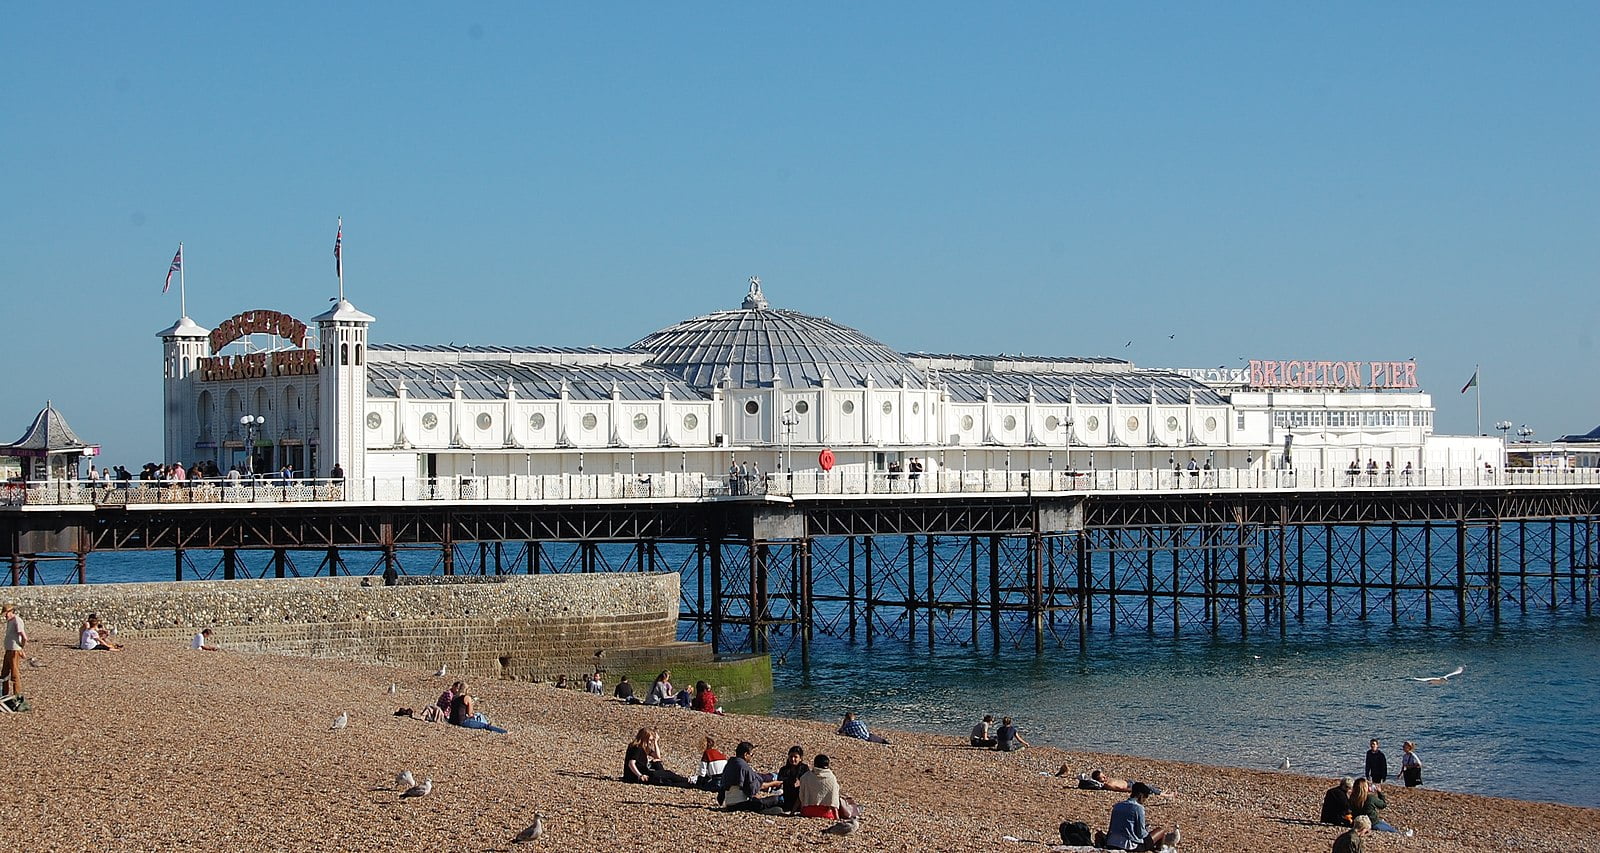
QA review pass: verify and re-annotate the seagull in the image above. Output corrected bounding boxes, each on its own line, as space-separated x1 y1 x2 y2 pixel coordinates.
1277 757 1291 771
822 818 859 836
1168 334 1176 339
395 770 416 790
1412 665 1464 684
1168 825 1182 846
330 711 349 730
387 682 398 696
433 664 448 678
1124 341 1133 348
400 777 433 798
26 657 44 669
513 814 545 843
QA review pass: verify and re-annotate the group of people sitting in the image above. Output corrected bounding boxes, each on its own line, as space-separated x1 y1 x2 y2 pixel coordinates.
969 714 1031 751
78 614 123 651
419 680 508 733
623 670 721 713
1320 776 1397 835
622 729 851 820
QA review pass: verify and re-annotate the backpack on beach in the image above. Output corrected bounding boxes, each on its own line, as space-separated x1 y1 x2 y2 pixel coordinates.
1059 820 1093 845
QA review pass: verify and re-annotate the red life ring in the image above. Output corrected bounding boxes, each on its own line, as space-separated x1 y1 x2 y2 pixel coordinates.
818 448 836 471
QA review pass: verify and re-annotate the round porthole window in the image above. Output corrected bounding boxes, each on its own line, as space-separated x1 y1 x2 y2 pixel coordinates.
581 413 598 431
1086 415 1100 432
421 412 438 431
1003 415 1017 431
841 400 856 414
1166 416 1179 432
1205 416 1218 431
961 415 974 431
1045 415 1060 431
1126 416 1140 431
745 400 760 415
881 400 893 414
911 401 920 414
530 413 546 430
366 412 382 430
683 413 699 430
633 413 649 430
794 400 809 415
476 413 493 430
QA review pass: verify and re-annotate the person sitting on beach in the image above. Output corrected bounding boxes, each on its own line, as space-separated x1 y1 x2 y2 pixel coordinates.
1347 778 1396 833
839 712 890 744
623 727 690 787
696 735 729 790
1333 814 1373 853
614 675 636 703
797 753 841 819
553 674 568 689
994 716 1030 751
78 616 121 651
776 745 810 813
646 670 675 706
448 683 508 734
970 715 997 748
691 680 719 714
1101 782 1174 851
718 741 782 811
1320 777 1354 826
190 627 219 651
585 672 604 695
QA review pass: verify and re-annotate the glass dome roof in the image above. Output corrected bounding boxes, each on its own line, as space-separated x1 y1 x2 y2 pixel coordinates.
631 278 925 390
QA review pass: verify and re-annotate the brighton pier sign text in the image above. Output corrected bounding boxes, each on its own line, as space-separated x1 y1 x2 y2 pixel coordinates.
1248 359 1417 390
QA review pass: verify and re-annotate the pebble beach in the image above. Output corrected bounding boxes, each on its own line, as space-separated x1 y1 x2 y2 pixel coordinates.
5 627 1598 853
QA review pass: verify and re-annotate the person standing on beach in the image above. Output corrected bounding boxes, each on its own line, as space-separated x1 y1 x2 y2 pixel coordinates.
2 603 26 697
1400 741 1422 787
1364 739 1389 784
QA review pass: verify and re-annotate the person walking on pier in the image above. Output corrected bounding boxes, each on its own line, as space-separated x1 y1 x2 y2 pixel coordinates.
2 603 26 698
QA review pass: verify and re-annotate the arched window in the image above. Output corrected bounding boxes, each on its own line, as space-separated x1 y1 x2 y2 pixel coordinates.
354 344 362 366
340 343 349 366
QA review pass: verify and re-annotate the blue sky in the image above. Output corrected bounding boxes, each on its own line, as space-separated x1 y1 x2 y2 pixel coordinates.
3 3 1596 465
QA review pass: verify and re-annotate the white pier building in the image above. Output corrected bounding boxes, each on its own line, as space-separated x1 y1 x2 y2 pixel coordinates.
158 277 1496 496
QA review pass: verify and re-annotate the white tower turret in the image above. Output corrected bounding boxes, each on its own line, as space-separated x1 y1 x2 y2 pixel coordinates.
313 298 375 487
157 315 211 465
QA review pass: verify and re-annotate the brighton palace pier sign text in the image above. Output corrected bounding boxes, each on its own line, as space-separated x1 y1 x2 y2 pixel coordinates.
1247 359 1417 390
198 309 319 382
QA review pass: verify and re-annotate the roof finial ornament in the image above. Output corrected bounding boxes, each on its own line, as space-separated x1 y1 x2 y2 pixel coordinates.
742 275 769 310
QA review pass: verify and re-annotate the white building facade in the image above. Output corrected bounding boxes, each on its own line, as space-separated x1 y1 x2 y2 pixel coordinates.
160 278 1475 494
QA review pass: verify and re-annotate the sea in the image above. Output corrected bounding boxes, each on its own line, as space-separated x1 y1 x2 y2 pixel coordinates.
54 548 1600 810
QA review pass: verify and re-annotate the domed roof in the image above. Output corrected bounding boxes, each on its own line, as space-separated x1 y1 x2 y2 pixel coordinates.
630 278 924 390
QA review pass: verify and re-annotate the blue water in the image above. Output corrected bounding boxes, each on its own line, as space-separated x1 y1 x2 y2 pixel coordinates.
35 547 1600 809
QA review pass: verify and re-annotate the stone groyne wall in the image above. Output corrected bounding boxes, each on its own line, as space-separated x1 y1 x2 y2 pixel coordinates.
3 573 685 683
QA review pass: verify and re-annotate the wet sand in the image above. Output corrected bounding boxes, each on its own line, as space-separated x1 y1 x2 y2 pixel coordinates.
5 627 1597 852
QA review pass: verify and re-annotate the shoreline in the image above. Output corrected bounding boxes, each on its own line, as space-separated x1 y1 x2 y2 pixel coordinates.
7 626 1598 852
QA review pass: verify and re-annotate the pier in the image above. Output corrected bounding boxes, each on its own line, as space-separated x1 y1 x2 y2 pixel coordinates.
5 471 1598 661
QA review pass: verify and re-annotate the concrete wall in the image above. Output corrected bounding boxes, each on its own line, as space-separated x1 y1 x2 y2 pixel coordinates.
4 573 684 683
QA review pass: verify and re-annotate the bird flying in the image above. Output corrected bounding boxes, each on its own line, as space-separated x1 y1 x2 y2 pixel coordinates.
330 711 349 730
400 777 433 798
513 814 545 843
1412 665 1465 684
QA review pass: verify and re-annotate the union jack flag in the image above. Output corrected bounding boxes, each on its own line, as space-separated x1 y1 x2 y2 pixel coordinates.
163 245 182 293
334 219 342 278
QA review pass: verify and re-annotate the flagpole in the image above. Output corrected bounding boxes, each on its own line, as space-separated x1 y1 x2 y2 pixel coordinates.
336 217 344 303
1475 363 1482 436
179 242 186 319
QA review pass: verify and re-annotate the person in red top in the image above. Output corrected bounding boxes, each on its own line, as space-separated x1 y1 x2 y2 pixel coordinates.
692 680 719 713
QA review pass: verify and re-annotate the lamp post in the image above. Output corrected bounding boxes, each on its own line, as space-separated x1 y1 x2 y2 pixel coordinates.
780 408 799 475
239 414 265 475
1516 424 1534 442
1495 420 1513 443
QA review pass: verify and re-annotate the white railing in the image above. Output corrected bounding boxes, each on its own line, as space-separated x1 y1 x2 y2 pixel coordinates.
4 467 1599 508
